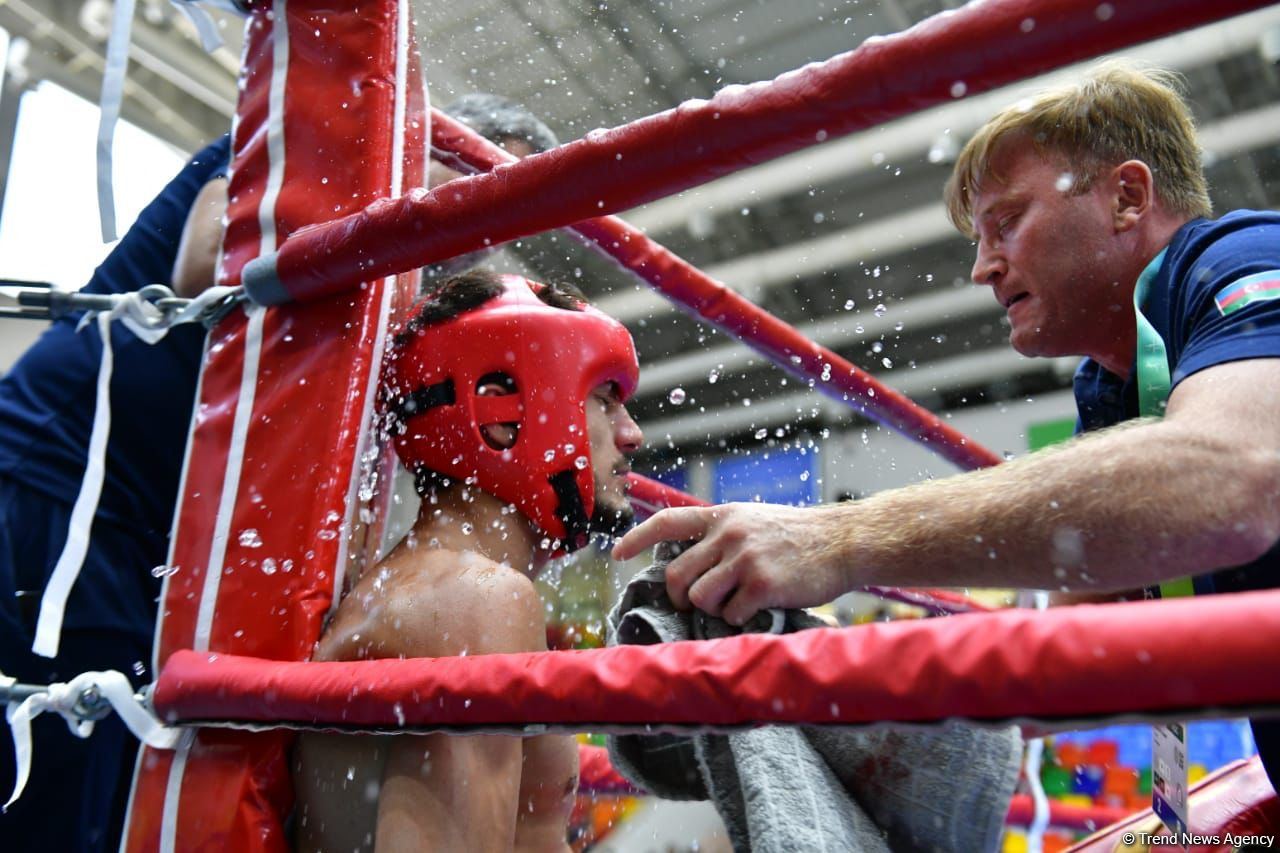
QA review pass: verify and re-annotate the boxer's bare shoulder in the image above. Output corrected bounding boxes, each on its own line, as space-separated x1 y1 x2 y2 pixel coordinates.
294 545 574 852
318 545 544 663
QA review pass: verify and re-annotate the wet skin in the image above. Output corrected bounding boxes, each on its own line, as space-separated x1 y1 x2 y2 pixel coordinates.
968 142 1146 376
293 382 640 853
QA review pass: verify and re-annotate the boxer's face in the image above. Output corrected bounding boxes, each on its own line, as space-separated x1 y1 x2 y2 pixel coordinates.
584 381 642 536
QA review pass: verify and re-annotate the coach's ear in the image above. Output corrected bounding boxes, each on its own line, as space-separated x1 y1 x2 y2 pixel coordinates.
1111 160 1155 233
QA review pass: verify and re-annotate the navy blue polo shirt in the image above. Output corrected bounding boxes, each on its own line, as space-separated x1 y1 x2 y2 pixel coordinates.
0 135 229 554
1073 208 1280 785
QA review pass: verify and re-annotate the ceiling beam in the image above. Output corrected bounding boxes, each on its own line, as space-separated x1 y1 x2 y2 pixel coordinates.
640 349 1077 445
634 285 997 396
621 7 1280 234
601 100 1280 326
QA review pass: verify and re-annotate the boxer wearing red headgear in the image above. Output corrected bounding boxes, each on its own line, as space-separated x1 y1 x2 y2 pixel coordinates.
389 272 640 551
293 271 643 853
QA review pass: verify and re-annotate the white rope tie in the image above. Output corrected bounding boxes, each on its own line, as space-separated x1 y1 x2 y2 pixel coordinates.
3 670 179 811
95 0 137 243
98 1 241 241
168 1 225 53
32 286 240 659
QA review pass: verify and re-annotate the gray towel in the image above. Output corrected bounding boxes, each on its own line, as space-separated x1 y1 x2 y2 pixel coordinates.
606 544 1022 853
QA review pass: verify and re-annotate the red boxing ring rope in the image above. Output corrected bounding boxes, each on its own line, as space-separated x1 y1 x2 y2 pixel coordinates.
624 472 712 517
1004 795 1132 833
240 0 1272 308
153 588 1280 733
430 110 1002 471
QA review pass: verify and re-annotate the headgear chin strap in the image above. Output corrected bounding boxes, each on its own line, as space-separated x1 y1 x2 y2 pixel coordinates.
389 275 639 551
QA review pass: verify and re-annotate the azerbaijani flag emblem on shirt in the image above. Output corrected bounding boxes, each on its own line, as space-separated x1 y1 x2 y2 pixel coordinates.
1214 270 1280 316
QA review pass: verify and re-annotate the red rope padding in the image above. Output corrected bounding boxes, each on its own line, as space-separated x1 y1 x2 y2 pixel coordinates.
431 110 1002 472
243 0 1272 307
625 472 711 518
1005 795 1133 833
1067 757 1280 852
860 584 994 615
577 744 643 796
154 588 1280 732
627 473 991 615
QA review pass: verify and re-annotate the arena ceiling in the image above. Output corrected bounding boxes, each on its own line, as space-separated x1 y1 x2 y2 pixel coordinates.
3 0 1280 473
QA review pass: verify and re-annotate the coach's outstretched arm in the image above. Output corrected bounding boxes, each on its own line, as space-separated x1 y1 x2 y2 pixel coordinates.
613 358 1280 625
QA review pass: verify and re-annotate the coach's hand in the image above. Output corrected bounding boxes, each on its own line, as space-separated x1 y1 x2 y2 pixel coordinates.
611 502 851 625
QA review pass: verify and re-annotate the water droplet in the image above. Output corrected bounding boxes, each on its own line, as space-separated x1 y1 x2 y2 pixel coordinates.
668 387 687 405
238 529 263 548
708 367 720 384
881 357 893 369
346 766 355 781
873 303 887 317
150 564 178 578
754 428 768 439
132 661 146 676
544 449 555 462
871 341 884 353
573 456 589 470
261 558 277 575
460 522 474 535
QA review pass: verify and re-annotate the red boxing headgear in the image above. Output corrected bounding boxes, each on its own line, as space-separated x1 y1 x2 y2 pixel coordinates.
388 275 639 551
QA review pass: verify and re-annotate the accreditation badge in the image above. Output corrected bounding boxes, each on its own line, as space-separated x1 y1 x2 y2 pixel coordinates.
1152 722 1189 841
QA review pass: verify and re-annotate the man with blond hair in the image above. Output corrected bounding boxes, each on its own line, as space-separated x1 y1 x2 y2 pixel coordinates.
612 60 1280 790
